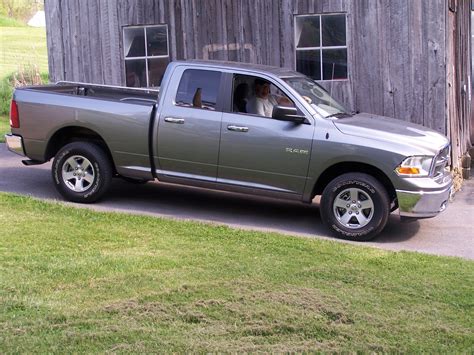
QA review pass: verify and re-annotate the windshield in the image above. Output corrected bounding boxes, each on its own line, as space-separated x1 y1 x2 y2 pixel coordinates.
283 77 350 118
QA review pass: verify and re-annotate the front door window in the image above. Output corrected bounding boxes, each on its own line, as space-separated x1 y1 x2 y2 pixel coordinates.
232 74 295 118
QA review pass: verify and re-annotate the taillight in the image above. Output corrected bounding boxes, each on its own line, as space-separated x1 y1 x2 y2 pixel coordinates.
10 100 19 128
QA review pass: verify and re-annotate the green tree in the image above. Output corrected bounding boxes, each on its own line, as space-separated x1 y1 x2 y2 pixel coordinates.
0 0 43 22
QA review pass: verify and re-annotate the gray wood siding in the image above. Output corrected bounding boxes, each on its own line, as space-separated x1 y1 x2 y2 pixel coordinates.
447 1 472 166
45 0 448 134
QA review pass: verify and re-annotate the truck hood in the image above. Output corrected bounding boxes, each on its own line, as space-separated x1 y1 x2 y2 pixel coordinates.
332 113 449 155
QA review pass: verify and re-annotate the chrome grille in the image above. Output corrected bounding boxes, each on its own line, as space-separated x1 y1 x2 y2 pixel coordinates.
432 144 450 180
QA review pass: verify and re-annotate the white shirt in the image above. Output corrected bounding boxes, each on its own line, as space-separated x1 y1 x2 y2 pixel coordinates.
246 95 278 117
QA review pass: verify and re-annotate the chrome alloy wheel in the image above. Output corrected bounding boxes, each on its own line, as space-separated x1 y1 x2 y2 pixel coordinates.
61 155 95 192
332 188 374 229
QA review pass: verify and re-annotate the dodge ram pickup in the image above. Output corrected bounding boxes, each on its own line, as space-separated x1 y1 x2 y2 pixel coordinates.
5 60 453 241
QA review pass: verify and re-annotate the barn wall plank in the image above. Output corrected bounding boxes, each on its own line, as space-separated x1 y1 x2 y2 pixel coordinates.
76 0 91 83
67 0 80 81
408 0 425 126
446 1 473 166
106 0 122 85
348 0 383 115
422 0 446 133
44 0 64 82
458 1 472 152
388 1 411 121
98 0 113 83
62 2 74 80
86 0 104 84
279 0 295 69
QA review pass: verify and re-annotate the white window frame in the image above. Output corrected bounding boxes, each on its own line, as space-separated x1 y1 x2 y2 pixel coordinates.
294 13 348 82
123 24 169 87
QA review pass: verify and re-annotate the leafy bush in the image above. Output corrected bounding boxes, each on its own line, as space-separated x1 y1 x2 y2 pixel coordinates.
0 65 48 115
0 0 43 23
0 14 24 27
0 77 13 116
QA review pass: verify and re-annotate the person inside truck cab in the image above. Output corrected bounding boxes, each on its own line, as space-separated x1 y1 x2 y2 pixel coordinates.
233 83 249 113
246 79 293 117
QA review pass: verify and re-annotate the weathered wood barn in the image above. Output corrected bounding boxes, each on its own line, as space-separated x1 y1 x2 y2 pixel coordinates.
44 0 473 170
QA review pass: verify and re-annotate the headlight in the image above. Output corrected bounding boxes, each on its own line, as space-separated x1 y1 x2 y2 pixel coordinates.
395 156 433 177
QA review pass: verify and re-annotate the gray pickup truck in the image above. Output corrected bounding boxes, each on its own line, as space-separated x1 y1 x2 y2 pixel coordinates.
5 60 453 241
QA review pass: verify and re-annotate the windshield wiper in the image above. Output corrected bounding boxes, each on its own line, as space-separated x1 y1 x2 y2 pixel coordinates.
325 112 353 119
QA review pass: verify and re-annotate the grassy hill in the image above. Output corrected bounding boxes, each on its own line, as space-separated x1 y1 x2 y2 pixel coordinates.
0 24 48 140
0 26 48 78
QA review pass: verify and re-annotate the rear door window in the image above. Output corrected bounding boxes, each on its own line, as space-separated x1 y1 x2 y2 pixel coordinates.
175 69 222 111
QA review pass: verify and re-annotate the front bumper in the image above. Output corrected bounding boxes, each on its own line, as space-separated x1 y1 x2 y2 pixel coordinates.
5 134 25 156
397 182 454 218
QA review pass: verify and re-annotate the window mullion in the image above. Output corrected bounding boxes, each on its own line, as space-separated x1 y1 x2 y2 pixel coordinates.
125 55 169 60
144 27 149 87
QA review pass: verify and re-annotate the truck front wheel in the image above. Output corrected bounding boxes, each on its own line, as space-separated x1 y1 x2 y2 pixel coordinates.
52 142 113 203
320 173 390 241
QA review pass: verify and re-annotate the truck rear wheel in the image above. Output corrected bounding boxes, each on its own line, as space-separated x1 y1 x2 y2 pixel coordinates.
320 173 390 241
52 142 113 203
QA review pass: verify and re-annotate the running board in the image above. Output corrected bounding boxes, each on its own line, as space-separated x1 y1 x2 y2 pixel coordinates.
22 159 43 166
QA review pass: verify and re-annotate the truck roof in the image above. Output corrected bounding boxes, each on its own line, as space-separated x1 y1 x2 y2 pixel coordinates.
173 60 305 79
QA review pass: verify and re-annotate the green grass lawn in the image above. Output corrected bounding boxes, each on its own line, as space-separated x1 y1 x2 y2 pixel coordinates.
0 26 48 79
0 193 472 352
0 114 8 142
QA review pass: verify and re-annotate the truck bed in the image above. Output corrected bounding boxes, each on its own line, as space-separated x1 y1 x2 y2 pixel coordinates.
12 82 160 180
21 82 159 106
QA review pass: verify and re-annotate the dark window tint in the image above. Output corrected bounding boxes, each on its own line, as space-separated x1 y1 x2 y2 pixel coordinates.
175 70 221 110
322 15 346 47
146 26 168 56
322 48 347 80
125 59 146 87
148 57 169 87
295 16 320 48
296 50 321 80
124 28 145 57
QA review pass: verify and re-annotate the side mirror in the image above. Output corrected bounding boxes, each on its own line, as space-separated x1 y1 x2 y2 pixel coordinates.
272 105 307 124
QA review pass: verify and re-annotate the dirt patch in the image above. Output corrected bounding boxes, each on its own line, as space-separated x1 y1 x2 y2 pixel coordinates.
248 287 354 324
103 299 172 321
105 342 145 353
100 286 354 350
193 299 224 308
103 298 209 324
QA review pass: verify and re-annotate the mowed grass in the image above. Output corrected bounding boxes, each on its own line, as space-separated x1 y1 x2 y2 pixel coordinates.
0 26 48 78
0 115 8 142
0 193 473 352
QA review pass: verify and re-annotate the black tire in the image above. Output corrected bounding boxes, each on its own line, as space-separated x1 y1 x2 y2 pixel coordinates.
52 142 113 203
320 173 390 241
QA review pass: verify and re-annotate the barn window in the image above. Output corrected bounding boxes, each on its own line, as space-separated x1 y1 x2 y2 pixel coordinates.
123 25 169 87
295 14 347 81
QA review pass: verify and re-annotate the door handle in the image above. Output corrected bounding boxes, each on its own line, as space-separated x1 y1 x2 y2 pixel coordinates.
227 125 249 132
164 117 185 124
